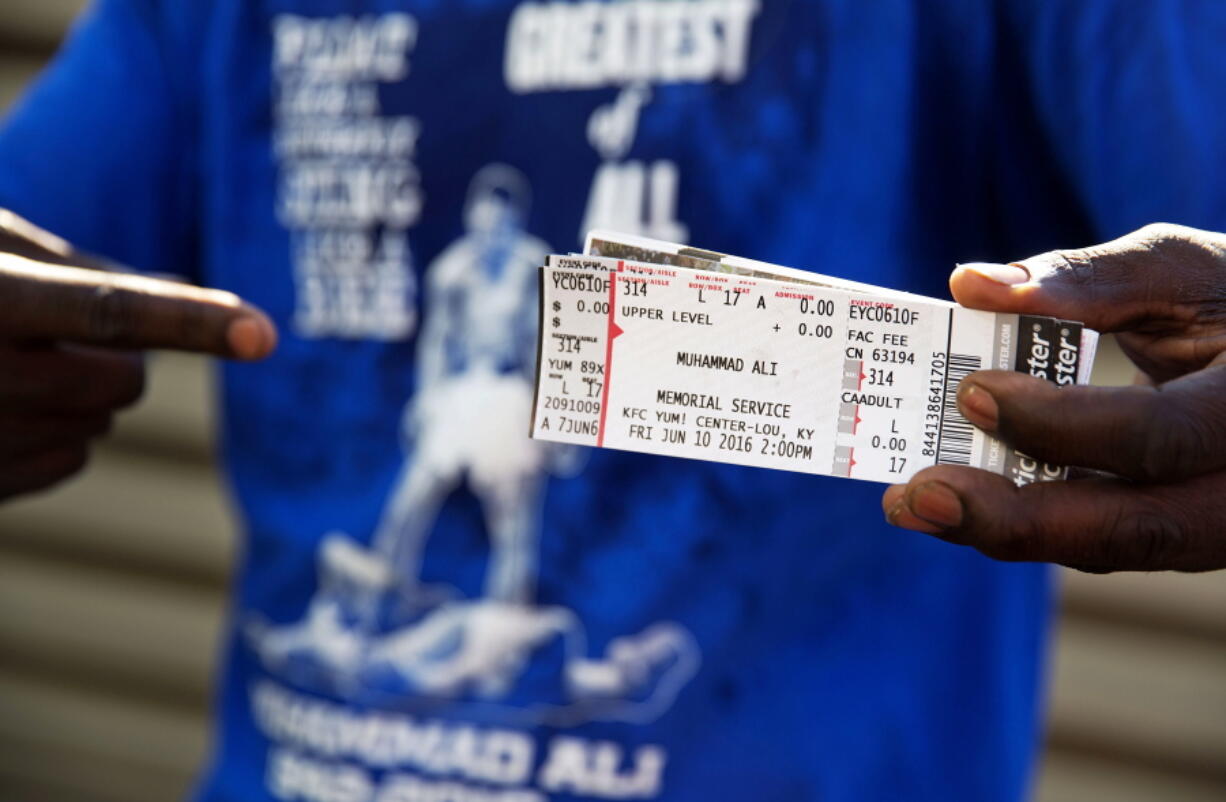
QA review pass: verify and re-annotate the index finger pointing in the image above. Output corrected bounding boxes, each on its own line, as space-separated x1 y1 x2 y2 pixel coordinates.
0 254 277 360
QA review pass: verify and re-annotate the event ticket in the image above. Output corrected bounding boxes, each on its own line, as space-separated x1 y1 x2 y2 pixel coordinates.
530 233 1099 485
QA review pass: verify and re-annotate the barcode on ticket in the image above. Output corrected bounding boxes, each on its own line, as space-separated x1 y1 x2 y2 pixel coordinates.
936 354 982 467
531 237 1099 486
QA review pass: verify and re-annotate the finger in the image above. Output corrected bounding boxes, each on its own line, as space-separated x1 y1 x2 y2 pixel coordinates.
950 223 1226 332
0 444 90 501
0 209 78 265
956 366 1226 482
0 253 277 359
883 465 1226 572
0 413 112 457
0 345 146 413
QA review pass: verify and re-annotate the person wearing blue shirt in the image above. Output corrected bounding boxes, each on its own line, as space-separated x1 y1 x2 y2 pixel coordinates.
1 2 1224 801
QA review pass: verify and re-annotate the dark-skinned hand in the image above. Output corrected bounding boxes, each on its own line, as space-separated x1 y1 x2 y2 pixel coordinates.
0 210 277 500
883 223 1226 572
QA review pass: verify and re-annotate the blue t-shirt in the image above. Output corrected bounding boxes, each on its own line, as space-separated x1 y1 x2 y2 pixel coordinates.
4 2 1223 800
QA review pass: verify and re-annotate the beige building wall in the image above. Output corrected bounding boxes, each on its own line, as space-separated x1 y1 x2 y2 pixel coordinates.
0 4 1224 800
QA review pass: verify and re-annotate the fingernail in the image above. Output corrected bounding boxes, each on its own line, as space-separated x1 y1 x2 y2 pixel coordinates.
227 315 277 360
907 481 964 528
882 484 906 512
958 383 999 432
958 262 1031 286
886 495 946 534
884 484 945 533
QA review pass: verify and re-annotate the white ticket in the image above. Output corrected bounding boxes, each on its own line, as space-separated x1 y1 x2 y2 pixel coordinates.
531 240 1099 486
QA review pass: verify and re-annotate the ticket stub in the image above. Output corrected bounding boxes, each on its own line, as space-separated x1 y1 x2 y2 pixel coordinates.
531 240 1099 486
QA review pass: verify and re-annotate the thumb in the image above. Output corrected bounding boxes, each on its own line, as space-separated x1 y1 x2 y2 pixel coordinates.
949 223 1226 333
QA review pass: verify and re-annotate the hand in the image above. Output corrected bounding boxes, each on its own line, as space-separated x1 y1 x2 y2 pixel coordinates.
882 223 1226 572
0 212 277 500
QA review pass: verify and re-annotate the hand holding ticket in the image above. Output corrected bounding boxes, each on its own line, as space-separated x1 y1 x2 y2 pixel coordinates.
531 231 1098 486
886 224 1226 572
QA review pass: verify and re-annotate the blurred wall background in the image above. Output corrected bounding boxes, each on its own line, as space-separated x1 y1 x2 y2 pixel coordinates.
0 3 1224 801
